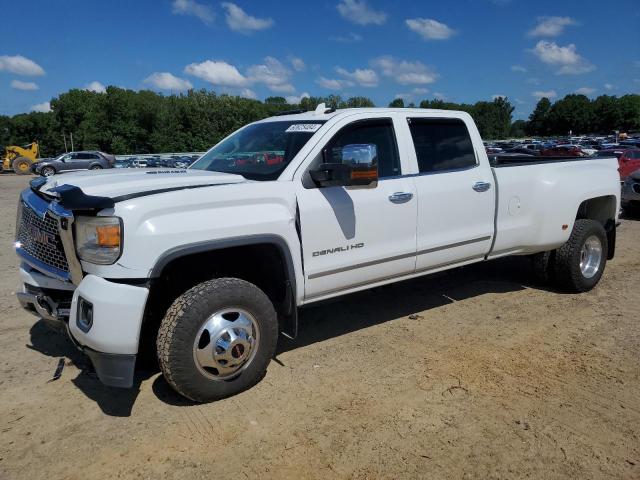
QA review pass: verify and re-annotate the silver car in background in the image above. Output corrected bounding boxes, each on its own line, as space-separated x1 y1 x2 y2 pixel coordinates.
34 151 115 176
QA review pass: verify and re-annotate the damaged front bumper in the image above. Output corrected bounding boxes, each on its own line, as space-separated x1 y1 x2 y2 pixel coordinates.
18 265 148 388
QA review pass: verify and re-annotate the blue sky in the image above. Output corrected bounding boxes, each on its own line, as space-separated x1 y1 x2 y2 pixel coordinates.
1 0 639 119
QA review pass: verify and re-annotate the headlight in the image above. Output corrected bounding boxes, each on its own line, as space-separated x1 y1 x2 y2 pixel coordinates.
75 216 123 264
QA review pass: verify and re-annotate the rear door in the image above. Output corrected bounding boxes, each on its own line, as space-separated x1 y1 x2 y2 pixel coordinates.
295 114 417 299
403 115 495 272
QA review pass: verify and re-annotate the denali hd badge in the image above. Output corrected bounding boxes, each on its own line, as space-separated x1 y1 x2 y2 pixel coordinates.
312 243 364 257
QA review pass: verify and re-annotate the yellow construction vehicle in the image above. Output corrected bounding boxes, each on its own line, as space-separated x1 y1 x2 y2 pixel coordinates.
2 142 40 174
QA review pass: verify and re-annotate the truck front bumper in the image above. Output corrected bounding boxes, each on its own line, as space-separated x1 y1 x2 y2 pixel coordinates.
18 266 149 388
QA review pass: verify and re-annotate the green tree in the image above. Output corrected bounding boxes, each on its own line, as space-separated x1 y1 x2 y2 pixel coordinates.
527 98 552 136
388 98 405 108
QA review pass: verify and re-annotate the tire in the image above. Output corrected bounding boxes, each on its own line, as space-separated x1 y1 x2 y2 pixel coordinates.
157 278 278 402
554 219 607 293
531 250 556 285
12 157 32 175
89 165 102 170
40 166 56 177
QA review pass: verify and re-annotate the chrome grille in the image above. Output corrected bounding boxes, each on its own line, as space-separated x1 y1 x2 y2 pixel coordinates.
16 202 69 272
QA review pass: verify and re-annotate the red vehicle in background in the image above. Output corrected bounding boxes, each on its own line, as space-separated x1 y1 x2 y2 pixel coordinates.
540 145 586 157
597 149 640 179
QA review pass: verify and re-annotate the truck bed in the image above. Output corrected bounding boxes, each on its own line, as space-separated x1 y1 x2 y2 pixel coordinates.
489 155 615 168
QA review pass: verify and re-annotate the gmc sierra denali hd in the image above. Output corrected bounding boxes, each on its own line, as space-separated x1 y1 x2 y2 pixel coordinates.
15 105 621 402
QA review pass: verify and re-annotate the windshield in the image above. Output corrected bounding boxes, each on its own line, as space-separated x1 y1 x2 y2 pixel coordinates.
190 120 325 181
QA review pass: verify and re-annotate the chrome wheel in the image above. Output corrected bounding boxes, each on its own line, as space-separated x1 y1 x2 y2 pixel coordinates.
192 308 259 380
579 235 602 279
42 167 55 177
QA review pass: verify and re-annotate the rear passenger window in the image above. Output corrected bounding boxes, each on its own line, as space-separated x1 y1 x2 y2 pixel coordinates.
408 118 477 173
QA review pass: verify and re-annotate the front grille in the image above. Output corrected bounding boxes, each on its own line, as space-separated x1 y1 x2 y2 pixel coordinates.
16 202 69 273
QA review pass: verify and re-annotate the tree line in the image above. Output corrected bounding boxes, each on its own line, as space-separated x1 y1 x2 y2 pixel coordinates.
526 94 640 137
1 87 638 157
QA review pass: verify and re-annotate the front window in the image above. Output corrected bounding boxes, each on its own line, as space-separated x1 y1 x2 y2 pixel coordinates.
190 120 325 181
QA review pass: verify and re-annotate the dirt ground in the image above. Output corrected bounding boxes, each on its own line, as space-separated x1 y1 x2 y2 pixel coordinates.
0 174 638 479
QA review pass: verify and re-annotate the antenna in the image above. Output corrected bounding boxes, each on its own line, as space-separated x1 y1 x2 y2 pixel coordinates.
314 102 327 115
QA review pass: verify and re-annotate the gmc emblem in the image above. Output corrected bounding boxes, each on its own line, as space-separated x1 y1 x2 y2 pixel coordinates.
27 225 57 247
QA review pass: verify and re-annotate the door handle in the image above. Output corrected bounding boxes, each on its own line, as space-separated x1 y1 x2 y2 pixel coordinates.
388 192 413 203
472 182 491 192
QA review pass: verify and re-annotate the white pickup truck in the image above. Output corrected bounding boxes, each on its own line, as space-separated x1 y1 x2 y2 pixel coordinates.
15 105 621 402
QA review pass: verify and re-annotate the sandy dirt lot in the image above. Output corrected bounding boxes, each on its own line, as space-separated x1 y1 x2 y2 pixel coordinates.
0 174 638 479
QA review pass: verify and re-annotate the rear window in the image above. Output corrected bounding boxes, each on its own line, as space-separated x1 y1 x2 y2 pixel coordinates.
408 118 477 173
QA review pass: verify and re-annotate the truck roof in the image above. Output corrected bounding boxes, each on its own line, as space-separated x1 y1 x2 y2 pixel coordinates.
259 107 469 123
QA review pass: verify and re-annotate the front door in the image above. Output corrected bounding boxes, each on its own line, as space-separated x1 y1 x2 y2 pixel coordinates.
296 117 417 300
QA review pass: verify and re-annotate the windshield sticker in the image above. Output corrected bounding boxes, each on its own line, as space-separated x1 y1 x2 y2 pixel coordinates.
285 124 322 133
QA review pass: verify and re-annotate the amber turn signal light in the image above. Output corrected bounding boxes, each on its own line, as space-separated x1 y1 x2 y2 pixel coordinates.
96 225 121 247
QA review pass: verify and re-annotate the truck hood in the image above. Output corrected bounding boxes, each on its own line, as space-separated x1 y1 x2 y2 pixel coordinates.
37 168 247 200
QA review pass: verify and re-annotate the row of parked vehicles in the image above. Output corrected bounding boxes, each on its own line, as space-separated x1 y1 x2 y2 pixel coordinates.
114 155 201 169
485 138 640 180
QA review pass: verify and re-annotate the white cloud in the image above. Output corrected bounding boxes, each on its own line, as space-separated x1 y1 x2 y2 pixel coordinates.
575 87 595 95
222 2 273 34
329 32 363 43
532 90 557 99
84 81 106 93
185 57 297 93
372 56 439 85
530 40 594 75
290 57 305 72
286 92 310 104
335 67 378 87
10 80 38 91
528 16 578 37
511 64 527 73
0 55 45 76
144 72 192 91
317 77 353 90
171 0 215 25
604 83 614 90
247 57 294 93
336 0 386 25
405 18 456 40
30 101 51 113
395 87 430 102
240 88 257 99
185 60 248 87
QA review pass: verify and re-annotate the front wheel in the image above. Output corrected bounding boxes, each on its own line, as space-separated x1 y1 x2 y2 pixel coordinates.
554 219 607 292
157 278 278 402
89 165 102 170
40 166 56 177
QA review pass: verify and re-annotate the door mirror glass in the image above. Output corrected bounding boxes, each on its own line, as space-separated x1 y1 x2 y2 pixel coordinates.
310 143 378 187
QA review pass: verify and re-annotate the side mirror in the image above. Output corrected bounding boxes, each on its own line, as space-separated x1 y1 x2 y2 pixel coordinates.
310 143 378 187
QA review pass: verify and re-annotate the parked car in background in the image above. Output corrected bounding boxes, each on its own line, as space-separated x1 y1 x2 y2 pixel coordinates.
621 169 640 214
541 145 586 157
503 147 540 156
34 151 115 176
131 158 148 168
597 148 640 178
115 159 132 169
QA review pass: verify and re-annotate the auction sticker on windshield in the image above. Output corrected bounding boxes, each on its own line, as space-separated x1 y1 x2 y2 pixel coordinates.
285 124 322 133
